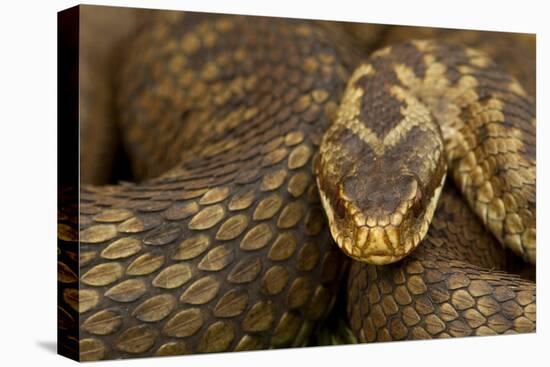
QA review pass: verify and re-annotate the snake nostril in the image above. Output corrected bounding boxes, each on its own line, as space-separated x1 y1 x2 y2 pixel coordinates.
180 109 191 121
411 189 423 218
334 197 346 219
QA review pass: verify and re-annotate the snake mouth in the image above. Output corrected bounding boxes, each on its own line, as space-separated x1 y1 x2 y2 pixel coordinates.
317 183 403 264
317 172 446 265
326 209 418 265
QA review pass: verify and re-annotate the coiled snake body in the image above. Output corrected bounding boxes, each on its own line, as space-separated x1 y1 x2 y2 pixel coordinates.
57 12 536 360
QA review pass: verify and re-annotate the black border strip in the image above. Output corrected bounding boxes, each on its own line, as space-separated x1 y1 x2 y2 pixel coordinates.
57 4 80 361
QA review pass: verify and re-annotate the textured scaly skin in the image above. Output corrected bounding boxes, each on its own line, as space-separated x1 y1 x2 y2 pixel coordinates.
317 40 535 264
347 186 535 341
65 14 360 360
318 40 536 342
56 12 535 360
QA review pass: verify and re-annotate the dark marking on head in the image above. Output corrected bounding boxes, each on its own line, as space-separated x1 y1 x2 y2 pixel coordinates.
354 72 406 138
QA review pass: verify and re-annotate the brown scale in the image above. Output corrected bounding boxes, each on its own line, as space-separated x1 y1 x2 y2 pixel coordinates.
381 27 536 97
327 41 536 342
58 188 81 358
338 23 535 97
69 13 363 361
318 40 535 263
347 184 535 341
58 8 536 360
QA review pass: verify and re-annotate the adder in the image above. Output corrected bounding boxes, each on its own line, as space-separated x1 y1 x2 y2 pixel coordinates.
57 11 536 360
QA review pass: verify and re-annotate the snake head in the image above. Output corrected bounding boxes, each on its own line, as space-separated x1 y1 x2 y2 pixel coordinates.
316 67 447 265
318 157 445 265
318 155 446 264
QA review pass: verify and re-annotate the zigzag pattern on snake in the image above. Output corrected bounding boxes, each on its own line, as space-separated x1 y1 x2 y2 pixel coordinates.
57 11 536 361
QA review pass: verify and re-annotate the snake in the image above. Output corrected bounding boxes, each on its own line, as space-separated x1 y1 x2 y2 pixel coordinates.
57 11 536 361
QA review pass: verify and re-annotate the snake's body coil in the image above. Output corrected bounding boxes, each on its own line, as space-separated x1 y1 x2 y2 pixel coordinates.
57 13 535 361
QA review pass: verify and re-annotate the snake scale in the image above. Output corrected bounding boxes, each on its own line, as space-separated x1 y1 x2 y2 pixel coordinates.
57 10 536 361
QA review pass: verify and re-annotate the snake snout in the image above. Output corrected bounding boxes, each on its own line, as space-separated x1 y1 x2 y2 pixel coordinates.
318 167 444 265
